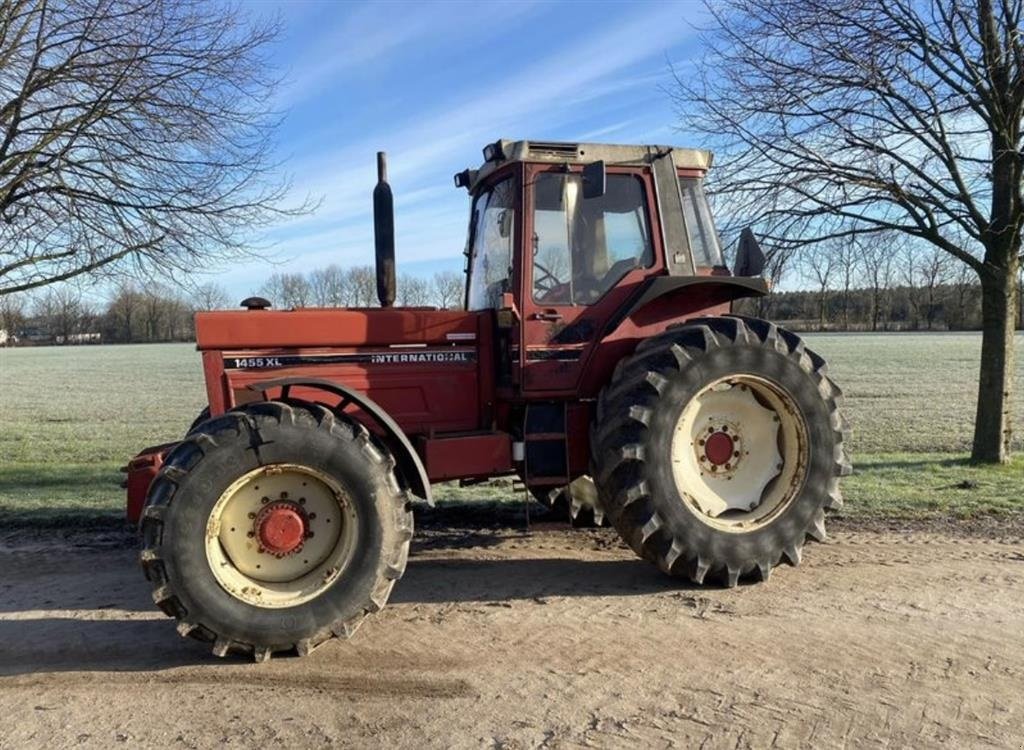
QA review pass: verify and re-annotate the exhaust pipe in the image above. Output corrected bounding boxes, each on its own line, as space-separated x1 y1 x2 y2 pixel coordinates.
373 151 396 308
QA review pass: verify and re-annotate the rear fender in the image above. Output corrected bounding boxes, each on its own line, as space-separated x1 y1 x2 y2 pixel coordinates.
603 276 769 336
246 377 433 506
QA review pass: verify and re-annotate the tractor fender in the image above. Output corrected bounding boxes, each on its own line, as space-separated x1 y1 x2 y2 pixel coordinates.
245 376 433 506
603 275 769 336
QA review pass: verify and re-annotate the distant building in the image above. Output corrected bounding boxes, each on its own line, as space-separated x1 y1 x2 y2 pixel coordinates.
57 332 102 345
18 325 52 344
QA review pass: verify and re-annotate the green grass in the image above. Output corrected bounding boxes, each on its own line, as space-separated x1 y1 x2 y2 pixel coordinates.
0 463 125 528
0 333 1022 527
840 452 1024 518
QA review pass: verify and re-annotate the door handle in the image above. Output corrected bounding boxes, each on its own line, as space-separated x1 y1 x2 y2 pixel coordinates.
530 310 563 322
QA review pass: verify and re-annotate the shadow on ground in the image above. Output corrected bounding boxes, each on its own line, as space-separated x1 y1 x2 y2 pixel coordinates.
0 549 683 678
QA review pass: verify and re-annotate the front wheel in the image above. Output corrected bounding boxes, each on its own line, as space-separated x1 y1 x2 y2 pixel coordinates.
140 400 412 661
591 316 850 586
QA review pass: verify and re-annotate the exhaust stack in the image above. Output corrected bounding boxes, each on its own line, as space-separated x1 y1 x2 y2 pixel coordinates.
373 151 396 308
372 152 395 307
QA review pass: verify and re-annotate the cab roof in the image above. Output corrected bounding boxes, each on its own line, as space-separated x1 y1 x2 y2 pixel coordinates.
463 139 714 191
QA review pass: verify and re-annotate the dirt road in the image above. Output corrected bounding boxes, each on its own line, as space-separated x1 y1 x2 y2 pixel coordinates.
1 519 1022 749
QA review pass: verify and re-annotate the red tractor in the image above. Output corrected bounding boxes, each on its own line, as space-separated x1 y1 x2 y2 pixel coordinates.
126 140 850 661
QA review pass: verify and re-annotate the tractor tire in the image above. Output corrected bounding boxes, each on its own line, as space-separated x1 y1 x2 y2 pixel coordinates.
187 407 210 434
591 315 850 587
139 399 413 661
531 477 606 527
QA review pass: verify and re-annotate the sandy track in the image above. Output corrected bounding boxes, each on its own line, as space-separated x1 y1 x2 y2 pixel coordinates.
1 523 1023 749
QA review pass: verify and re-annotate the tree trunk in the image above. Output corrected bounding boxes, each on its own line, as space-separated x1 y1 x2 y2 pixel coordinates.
972 265 1018 463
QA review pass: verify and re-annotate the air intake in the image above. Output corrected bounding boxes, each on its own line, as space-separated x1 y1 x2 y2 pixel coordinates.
527 141 581 158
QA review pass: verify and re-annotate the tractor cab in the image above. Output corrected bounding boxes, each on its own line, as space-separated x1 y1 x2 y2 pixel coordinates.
455 140 740 394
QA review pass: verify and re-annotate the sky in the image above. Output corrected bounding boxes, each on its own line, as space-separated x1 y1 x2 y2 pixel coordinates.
206 0 711 300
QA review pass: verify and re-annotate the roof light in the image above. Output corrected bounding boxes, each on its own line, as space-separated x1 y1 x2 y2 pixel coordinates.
482 141 505 163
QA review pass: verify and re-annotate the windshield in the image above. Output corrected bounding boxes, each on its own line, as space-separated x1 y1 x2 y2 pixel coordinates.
532 173 652 305
679 176 724 267
466 176 516 311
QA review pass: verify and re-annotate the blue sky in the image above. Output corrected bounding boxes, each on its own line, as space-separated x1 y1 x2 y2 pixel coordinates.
215 0 709 298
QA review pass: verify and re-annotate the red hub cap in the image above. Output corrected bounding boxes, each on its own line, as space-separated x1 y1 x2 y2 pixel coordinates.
704 431 735 466
255 502 307 555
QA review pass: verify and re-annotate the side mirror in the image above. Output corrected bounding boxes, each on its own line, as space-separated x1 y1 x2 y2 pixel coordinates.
582 160 606 200
733 227 766 277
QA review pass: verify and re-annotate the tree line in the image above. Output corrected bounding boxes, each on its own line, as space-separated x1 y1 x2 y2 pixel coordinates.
737 235 1024 332
0 267 466 345
258 266 464 310
0 282 226 345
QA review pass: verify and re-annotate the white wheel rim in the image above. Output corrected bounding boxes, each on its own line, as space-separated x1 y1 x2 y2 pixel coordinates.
670 375 808 533
205 463 358 609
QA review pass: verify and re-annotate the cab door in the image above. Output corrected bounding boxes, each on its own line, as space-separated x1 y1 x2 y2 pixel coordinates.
520 163 661 393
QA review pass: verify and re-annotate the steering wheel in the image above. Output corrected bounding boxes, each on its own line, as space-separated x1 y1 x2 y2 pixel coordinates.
533 260 560 293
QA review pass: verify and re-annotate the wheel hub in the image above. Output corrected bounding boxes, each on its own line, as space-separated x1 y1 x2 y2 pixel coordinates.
671 376 806 530
205 463 358 606
255 502 307 556
697 424 743 473
704 430 734 465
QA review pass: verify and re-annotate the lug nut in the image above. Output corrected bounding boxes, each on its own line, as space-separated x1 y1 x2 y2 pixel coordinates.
308 512 317 520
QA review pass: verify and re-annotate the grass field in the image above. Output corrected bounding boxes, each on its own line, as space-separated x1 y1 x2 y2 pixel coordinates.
1 334 1022 526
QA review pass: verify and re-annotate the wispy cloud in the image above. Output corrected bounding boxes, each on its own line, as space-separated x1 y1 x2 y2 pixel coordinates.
223 1 704 293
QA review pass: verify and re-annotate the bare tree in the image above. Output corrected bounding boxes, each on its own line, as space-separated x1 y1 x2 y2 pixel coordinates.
142 285 173 341
34 285 100 341
309 265 349 307
946 262 981 329
903 245 951 330
859 239 896 332
800 242 837 330
0 290 25 333
104 282 143 342
432 270 464 310
192 282 231 312
347 265 376 307
835 238 859 330
260 272 311 308
0 0 312 297
397 273 431 307
680 0 1023 462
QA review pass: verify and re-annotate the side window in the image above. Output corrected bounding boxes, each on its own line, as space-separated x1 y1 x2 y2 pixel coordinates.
532 173 652 305
466 177 516 311
679 176 724 267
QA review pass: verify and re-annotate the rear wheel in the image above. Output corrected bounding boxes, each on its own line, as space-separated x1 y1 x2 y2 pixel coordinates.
140 400 412 661
591 316 849 586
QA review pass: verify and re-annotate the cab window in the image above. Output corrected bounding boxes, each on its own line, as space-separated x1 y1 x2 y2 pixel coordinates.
532 173 652 305
679 176 724 267
466 176 516 311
